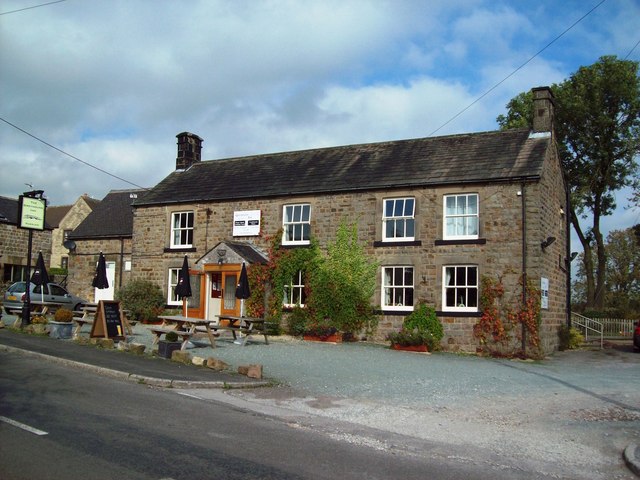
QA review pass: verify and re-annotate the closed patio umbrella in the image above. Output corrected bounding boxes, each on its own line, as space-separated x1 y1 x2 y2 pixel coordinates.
174 255 192 317
235 262 250 317
92 252 109 289
31 251 50 304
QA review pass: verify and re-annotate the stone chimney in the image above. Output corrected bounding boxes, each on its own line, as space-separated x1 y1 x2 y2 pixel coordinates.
531 86 554 134
176 132 203 170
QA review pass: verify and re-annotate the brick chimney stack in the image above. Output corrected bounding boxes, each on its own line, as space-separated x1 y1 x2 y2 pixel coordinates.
176 132 203 170
531 86 555 134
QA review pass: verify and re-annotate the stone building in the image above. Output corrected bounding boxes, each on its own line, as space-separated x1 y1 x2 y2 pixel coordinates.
66 189 144 303
47 194 100 270
0 196 52 285
132 86 569 355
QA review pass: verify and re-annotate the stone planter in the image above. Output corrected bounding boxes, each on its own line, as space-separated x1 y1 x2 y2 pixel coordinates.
158 340 182 359
391 344 428 352
49 321 73 339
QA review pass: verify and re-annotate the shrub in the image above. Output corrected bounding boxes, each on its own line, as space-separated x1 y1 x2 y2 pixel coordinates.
286 306 309 336
116 279 165 322
558 325 584 350
54 308 74 322
165 331 179 342
32 315 48 324
388 303 443 351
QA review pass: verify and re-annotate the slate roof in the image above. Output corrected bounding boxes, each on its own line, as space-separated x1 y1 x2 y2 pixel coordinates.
46 205 72 228
135 128 550 207
69 189 146 239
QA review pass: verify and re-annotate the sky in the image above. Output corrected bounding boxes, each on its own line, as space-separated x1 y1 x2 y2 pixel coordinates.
1 0 639 245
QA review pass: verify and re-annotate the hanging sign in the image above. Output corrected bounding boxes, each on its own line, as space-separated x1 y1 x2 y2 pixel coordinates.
18 195 46 230
233 210 261 236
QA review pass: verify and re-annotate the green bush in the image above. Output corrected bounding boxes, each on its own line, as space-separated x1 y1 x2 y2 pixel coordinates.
388 303 443 350
165 331 179 342
286 306 309 336
558 325 584 350
116 279 165 323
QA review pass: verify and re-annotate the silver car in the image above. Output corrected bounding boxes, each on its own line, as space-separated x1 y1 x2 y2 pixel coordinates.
3 281 86 314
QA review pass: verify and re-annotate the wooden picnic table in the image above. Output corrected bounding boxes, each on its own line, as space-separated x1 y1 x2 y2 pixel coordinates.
153 315 218 350
216 315 269 346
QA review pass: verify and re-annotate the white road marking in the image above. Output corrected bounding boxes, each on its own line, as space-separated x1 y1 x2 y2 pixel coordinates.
0 416 48 436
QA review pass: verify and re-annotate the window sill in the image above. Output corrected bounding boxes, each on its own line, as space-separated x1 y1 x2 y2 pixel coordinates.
436 311 482 317
434 238 486 246
164 247 197 253
281 243 311 249
373 240 422 248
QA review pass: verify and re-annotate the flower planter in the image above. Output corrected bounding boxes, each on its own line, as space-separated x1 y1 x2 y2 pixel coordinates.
303 333 343 343
391 344 428 352
158 340 182 359
49 321 73 339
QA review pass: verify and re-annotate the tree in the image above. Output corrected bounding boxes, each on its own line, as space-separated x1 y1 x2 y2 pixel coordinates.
498 56 640 309
605 228 640 315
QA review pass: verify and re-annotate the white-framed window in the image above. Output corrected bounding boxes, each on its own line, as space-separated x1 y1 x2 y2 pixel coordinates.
168 268 181 305
283 204 311 245
382 266 414 311
442 265 478 312
444 193 478 239
383 197 415 241
170 211 194 248
284 270 306 307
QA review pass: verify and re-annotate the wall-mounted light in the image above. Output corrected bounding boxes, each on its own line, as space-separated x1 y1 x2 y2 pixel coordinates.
541 236 556 250
569 251 579 261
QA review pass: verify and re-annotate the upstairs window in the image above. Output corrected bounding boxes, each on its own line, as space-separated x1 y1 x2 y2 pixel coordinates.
171 211 194 248
283 270 306 307
442 265 478 312
383 198 415 241
382 266 414 311
283 204 311 245
444 194 478 239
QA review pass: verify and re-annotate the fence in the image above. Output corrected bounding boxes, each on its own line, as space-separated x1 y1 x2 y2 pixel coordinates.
593 317 637 337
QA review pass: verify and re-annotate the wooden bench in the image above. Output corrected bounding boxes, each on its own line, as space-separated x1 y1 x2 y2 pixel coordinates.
73 304 98 337
213 317 269 346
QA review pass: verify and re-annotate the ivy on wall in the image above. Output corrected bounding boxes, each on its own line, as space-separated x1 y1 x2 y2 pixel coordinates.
473 273 542 358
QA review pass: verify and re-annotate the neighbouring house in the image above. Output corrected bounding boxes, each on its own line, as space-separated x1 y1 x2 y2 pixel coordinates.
132 86 569 355
66 189 145 303
0 195 52 285
47 194 100 271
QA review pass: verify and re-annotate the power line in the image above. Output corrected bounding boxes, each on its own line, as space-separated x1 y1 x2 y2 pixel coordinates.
624 38 640 60
427 0 607 137
0 117 149 190
0 0 66 16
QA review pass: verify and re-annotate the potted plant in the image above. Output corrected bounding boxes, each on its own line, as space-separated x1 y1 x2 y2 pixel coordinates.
303 319 342 343
49 308 74 339
387 303 443 352
158 330 182 358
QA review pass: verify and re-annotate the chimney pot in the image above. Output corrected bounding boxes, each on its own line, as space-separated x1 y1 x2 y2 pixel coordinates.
531 86 554 134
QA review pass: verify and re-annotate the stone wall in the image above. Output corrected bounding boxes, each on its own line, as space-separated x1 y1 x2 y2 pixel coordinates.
0 222 52 282
50 196 95 269
132 160 568 355
66 238 132 302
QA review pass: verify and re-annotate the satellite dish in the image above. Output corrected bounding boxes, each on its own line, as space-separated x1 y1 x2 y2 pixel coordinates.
63 240 76 251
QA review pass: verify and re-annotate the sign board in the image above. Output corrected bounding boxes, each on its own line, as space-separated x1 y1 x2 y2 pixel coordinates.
90 300 125 340
540 277 549 310
18 195 46 230
232 210 261 236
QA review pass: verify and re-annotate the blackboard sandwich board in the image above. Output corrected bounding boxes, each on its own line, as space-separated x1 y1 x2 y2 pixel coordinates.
90 300 125 340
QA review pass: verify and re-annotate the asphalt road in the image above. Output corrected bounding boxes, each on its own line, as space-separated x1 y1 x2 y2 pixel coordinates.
0 351 549 480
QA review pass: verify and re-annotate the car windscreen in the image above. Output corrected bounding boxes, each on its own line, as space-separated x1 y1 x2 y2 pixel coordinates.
7 282 26 293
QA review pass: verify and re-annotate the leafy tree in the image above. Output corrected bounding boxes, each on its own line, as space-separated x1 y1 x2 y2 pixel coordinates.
498 56 640 309
605 228 640 315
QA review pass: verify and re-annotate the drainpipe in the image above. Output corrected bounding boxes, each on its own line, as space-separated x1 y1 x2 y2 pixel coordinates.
565 175 572 328
119 237 124 289
521 181 527 353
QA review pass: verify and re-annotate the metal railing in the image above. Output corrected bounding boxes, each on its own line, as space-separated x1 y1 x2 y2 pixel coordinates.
595 318 636 337
571 312 603 349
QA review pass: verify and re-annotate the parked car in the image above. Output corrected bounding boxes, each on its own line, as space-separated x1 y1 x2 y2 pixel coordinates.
633 321 640 352
3 281 86 314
